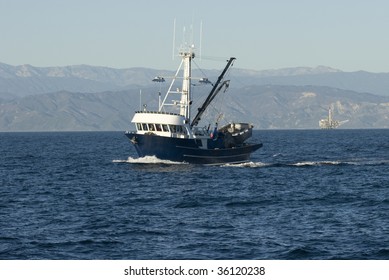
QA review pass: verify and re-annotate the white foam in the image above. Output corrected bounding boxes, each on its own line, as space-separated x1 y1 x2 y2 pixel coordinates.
112 155 185 165
112 159 127 163
272 153 283 157
345 159 389 166
292 161 341 166
223 161 269 168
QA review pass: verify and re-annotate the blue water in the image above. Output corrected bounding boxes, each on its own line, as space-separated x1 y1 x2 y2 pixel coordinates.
1 130 389 260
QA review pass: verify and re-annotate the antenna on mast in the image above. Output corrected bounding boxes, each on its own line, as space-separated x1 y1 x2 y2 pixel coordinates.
199 20 203 61
172 18 176 60
189 23 194 45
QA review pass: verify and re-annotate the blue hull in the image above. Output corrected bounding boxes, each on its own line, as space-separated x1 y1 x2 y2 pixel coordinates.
125 132 262 164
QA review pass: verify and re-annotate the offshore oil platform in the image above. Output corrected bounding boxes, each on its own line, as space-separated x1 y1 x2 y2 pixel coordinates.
319 105 348 129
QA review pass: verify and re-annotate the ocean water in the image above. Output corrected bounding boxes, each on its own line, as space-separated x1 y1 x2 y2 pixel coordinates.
1 129 389 260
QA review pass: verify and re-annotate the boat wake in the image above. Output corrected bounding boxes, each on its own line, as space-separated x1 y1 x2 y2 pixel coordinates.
114 156 389 168
112 156 186 165
222 160 341 168
223 162 270 168
292 161 342 167
222 159 389 168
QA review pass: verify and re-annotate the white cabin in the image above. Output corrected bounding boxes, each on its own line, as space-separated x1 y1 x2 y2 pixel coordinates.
131 111 195 139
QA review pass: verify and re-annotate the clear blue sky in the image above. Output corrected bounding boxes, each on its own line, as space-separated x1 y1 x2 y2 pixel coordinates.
1 0 389 72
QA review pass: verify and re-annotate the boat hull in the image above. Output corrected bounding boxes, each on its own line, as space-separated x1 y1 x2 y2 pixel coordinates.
125 132 262 164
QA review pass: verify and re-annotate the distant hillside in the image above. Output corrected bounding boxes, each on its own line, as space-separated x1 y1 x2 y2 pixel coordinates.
1 61 389 131
1 62 389 101
232 70 389 96
1 85 388 131
232 85 389 129
0 90 139 131
0 62 171 99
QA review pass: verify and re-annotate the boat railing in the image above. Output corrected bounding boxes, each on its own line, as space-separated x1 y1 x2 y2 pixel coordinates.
135 110 182 117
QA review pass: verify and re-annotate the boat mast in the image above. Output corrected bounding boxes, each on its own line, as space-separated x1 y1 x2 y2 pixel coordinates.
191 57 236 127
179 47 194 119
157 45 194 119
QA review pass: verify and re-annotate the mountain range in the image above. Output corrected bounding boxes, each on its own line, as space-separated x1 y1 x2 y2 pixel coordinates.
1 62 389 131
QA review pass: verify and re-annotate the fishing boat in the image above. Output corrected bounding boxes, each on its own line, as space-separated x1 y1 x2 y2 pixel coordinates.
125 44 262 164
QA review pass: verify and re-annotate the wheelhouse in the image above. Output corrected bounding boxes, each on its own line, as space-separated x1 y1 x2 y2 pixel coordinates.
131 111 193 138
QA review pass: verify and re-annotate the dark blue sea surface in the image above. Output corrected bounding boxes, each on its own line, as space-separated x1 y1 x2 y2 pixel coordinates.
1 130 389 260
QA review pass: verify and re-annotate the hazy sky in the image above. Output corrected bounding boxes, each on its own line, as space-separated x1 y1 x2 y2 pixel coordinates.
1 0 389 72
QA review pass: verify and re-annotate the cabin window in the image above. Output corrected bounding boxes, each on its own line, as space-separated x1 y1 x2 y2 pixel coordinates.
169 125 187 134
136 123 143 131
162 124 169 132
149 124 155 131
169 125 177 133
155 124 162 131
177 125 186 133
142 123 148 131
